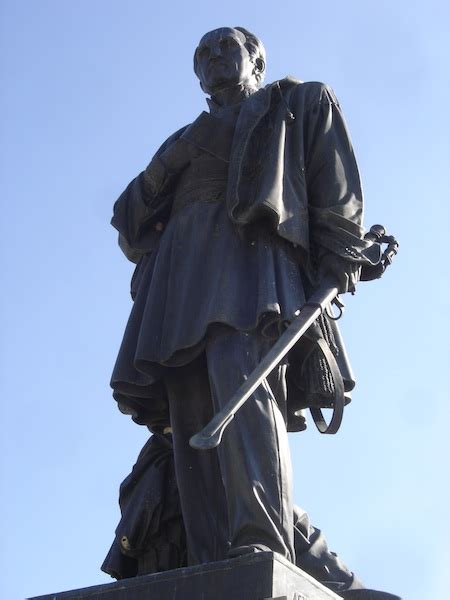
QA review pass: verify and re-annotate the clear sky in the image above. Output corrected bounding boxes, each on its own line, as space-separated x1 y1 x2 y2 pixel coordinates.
1 1 449 599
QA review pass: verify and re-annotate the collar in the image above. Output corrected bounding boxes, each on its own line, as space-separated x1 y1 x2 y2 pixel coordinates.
206 97 243 124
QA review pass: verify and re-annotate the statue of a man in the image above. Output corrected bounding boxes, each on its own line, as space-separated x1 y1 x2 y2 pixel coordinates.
108 27 400 599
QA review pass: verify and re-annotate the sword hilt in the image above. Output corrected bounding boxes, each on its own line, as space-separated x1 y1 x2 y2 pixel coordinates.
360 224 399 281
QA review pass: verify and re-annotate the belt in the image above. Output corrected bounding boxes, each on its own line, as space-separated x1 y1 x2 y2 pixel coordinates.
171 179 227 216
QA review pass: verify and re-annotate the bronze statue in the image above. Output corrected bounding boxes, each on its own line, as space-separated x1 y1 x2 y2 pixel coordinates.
104 27 400 600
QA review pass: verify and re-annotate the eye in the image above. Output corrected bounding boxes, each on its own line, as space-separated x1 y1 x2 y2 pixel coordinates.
220 38 237 50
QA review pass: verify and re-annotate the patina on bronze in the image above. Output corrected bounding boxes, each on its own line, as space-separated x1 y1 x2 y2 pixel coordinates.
106 27 401 600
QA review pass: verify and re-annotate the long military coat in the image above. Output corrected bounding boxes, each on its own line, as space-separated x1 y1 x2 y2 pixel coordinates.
110 78 379 432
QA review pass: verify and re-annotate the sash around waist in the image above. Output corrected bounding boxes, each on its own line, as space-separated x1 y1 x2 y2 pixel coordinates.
171 177 227 215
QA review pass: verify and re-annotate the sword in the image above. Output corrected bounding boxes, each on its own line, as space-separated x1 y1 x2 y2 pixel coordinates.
189 275 340 450
189 225 399 451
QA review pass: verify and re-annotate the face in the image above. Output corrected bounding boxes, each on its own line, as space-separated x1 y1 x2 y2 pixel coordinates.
194 28 259 94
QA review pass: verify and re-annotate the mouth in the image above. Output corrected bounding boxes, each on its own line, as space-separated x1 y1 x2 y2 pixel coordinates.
208 60 227 70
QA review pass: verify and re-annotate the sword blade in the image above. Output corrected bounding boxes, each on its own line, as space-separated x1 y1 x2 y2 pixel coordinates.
189 278 339 450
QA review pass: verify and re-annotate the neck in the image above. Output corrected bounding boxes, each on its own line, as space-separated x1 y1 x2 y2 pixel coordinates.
210 83 258 107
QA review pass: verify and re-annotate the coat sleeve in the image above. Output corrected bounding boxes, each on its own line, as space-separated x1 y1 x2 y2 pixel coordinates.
111 126 188 263
303 84 378 266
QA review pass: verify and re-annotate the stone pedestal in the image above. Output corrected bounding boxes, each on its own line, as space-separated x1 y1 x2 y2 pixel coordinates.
30 552 342 600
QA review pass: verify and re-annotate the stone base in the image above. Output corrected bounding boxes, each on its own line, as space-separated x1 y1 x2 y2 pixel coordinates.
30 552 342 600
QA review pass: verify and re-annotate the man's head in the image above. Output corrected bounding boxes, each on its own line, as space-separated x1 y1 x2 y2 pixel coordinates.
193 27 266 95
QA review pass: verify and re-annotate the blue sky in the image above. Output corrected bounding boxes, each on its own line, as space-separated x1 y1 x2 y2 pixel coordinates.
1 1 449 599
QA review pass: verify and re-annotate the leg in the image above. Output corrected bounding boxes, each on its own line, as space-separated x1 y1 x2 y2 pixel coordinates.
206 329 295 562
293 505 364 591
165 353 230 565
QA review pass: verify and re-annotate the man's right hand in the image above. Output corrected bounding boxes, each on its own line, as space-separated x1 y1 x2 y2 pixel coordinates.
143 138 192 199
159 137 192 173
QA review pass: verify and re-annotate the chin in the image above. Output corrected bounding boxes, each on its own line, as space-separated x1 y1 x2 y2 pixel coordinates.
211 78 241 93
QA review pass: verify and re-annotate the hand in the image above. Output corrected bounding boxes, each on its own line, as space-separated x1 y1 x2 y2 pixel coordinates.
159 137 192 173
143 138 192 197
319 253 361 294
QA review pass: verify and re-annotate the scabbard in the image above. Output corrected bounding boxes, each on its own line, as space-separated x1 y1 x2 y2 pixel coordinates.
189 276 340 450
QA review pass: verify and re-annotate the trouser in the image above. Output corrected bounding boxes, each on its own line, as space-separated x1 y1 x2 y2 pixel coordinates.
102 431 364 592
165 328 295 566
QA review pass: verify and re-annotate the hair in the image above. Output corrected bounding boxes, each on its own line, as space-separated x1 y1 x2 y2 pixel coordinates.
234 27 266 84
193 26 266 86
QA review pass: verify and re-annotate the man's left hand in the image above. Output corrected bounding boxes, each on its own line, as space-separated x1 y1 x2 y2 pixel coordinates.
319 253 361 294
